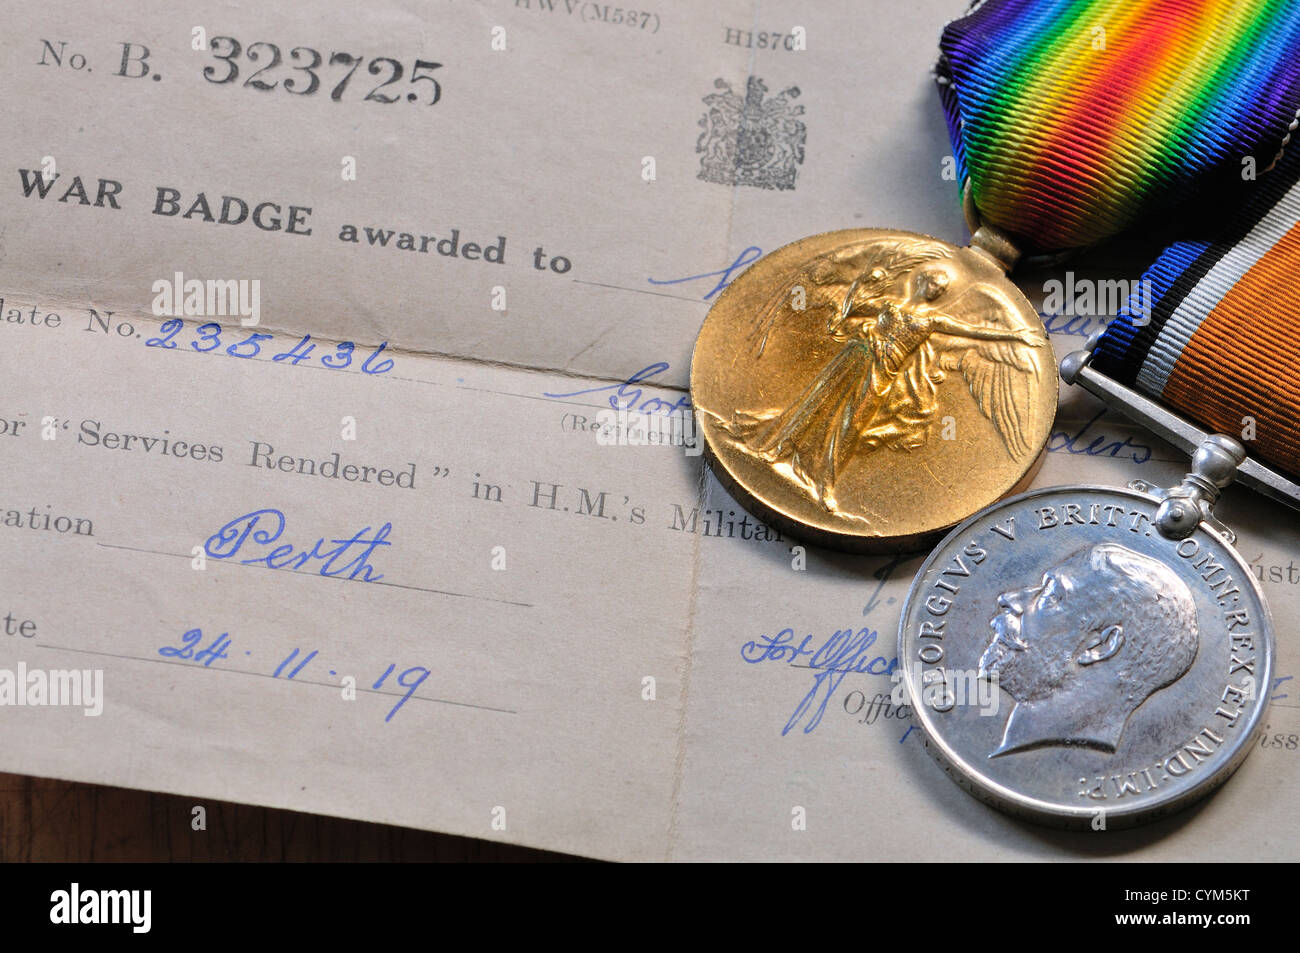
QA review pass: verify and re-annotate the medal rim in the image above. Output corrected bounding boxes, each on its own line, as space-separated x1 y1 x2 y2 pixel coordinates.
896 481 1275 829
689 226 1056 554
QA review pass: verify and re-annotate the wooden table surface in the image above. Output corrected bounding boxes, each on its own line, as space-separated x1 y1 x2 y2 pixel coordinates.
0 773 586 862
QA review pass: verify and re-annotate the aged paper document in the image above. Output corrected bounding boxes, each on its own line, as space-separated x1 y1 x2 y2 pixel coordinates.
2 0 1297 861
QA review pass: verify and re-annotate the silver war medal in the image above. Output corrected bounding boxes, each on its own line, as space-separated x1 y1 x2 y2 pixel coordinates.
897 337 1282 828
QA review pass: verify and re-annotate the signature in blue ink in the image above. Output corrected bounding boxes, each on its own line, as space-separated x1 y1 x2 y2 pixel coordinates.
1272 675 1293 702
741 627 898 736
1041 311 1109 339
1047 409 1152 464
205 508 392 581
647 246 762 300
543 362 691 415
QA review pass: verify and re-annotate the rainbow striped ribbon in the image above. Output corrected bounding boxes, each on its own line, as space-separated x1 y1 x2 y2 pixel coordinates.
938 0 1300 253
1094 142 1300 475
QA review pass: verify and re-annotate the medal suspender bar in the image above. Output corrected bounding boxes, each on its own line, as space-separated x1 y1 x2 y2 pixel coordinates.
895 0 1300 827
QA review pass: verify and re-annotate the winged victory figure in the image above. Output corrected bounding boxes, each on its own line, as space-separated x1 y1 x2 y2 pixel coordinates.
710 239 1047 516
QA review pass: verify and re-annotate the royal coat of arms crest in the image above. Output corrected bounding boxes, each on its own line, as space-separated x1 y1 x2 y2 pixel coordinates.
696 77 806 191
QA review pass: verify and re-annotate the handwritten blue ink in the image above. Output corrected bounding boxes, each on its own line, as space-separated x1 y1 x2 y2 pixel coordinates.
374 663 431 722
1041 311 1108 339
158 628 229 666
155 626 428 722
272 647 318 679
205 508 392 582
647 246 762 300
145 320 395 374
863 555 909 616
899 725 916 744
1272 675 1293 702
543 362 691 415
1047 409 1152 464
741 626 898 736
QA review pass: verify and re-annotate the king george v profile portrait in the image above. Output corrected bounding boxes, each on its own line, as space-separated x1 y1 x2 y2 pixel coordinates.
978 542 1199 758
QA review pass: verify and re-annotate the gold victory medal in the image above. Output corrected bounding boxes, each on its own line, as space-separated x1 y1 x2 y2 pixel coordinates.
690 229 1055 552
